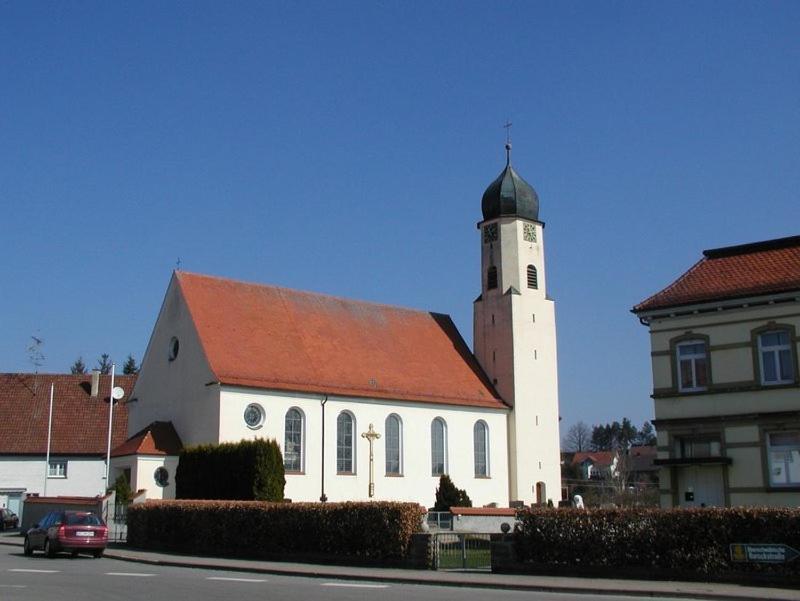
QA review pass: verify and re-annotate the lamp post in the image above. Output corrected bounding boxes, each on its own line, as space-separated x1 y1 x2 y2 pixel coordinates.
104 365 125 492
361 423 381 498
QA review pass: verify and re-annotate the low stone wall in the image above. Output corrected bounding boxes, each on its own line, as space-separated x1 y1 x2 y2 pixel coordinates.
21 494 111 530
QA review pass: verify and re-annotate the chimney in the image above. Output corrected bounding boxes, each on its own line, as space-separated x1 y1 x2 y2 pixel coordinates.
90 369 101 397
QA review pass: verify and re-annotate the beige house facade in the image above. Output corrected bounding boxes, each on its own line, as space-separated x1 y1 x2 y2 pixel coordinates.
634 236 800 508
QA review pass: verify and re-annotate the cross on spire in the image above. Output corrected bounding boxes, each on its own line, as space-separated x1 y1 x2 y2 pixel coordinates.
503 120 513 164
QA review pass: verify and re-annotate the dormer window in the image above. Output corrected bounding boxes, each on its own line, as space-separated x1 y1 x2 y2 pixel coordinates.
676 340 708 392
527 265 538 289
487 266 498 290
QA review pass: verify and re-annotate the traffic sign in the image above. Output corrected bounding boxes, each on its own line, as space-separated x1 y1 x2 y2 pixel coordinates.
730 544 800 563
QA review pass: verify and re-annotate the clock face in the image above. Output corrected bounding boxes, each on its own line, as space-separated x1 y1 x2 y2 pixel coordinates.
244 403 265 429
523 223 536 243
483 224 498 244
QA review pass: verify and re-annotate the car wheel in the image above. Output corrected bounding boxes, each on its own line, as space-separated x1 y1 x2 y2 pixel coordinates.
92 549 104 559
44 539 55 558
23 537 33 556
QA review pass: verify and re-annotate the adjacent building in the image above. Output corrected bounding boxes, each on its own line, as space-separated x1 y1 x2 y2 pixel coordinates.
633 235 800 508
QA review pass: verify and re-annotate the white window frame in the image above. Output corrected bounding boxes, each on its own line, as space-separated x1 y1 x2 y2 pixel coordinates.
676 340 708 392
431 418 448 476
758 330 795 385
473 420 490 477
47 460 67 479
284 407 305 473
767 431 800 487
385 414 403 476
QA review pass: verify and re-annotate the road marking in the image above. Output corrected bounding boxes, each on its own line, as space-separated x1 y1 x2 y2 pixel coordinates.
206 577 267 583
0 584 27 588
105 572 157 577
321 582 389 589
8 568 60 573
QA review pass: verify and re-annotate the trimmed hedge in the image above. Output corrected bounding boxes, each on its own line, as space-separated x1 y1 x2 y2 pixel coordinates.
514 507 800 578
175 438 285 501
127 500 425 560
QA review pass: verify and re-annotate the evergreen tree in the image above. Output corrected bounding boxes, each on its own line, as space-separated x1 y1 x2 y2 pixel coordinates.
433 474 472 511
635 421 657 446
111 473 133 504
122 354 139 375
96 353 112 374
70 356 87 374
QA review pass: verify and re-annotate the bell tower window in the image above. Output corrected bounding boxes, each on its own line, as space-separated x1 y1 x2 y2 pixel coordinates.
527 265 538 289
487 266 498 290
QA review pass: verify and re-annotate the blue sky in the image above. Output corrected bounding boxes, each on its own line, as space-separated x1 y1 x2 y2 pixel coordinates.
2 2 799 434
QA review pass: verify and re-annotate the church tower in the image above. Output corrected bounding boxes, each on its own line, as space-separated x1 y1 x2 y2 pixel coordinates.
473 143 562 505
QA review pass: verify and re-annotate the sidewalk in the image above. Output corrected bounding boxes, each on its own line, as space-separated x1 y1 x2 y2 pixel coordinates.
2 533 798 601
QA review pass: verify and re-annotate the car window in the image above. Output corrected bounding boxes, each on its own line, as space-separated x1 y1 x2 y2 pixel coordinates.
65 513 102 526
38 513 51 528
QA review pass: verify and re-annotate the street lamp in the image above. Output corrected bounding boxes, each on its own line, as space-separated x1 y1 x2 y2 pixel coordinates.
104 363 125 491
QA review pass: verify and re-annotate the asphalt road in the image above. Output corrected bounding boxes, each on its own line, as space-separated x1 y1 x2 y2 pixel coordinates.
0 545 689 601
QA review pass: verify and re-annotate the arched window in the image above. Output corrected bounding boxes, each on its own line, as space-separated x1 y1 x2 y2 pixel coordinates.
487 266 498 290
337 412 355 474
385 414 402 475
527 265 538 289
431 418 447 476
473 421 489 477
535 481 546 505
758 329 795 385
284 408 304 472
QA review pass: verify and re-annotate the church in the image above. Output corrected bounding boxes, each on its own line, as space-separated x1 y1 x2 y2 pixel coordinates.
116 145 562 508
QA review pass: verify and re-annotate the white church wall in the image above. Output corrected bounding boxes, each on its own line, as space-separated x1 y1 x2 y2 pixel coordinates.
0 456 107 499
128 275 220 446
219 387 509 508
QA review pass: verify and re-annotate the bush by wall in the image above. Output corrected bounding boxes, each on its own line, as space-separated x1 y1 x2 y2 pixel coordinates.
513 507 800 580
433 475 472 511
127 500 425 561
175 438 285 501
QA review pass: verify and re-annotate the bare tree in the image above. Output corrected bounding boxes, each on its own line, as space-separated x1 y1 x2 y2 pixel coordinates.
563 421 592 452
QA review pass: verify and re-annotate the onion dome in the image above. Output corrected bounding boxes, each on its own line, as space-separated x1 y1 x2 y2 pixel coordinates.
481 143 539 221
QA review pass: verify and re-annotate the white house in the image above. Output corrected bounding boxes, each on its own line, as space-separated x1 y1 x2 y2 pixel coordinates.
0 372 135 520
121 146 563 507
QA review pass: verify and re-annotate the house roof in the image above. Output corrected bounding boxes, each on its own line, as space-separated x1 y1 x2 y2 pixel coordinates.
0 373 134 455
176 271 506 409
111 421 182 458
571 451 615 467
634 235 800 313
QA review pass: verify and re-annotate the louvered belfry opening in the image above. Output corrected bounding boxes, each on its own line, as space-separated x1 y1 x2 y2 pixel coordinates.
527 264 538 289
487 266 498 290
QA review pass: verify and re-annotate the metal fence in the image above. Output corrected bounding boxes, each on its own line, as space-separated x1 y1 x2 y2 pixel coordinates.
107 503 128 543
426 511 452 531
433 533 492 571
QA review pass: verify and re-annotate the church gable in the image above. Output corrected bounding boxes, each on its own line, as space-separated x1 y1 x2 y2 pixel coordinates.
176 271 504 409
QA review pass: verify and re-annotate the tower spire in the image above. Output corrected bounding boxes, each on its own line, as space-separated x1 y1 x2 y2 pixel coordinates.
503 120 513 165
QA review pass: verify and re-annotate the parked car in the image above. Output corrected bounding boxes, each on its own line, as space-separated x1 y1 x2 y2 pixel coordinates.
0 508 19 530
24 511 108 558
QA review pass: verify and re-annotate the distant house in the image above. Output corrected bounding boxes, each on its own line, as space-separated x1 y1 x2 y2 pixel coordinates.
633 235 800 508
627 445 659 486
571 451 618 480
0 372 135 520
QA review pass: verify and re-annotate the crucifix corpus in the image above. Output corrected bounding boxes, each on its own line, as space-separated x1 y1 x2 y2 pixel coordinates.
361 423 381 498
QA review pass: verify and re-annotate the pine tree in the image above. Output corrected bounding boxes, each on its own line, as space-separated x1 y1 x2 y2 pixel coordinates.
433 474 472 511
70 356 87 374
96 354 112 374
122 354 139 375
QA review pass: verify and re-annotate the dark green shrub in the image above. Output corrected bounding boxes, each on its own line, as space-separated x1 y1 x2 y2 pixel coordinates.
433 474 472 511
175 438 285 501
127 501 425 560
110 473 132 504
514 507 800 578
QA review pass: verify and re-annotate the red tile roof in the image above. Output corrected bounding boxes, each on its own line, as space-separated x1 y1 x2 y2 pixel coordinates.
111 421 182 457
449 507 516 516
176 272 505 409
634 236 800 313
0 373 135 455
571 451 616 467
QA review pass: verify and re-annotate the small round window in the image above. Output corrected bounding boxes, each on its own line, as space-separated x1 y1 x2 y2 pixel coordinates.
168 337 180 361
154 467 169 487
244 403 265 429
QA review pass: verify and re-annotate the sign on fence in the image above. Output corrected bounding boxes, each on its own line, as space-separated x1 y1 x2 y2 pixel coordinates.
730 544 800 564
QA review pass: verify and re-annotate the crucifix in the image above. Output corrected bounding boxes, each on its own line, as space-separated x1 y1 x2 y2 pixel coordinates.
361 423 381 498
504 119 513 144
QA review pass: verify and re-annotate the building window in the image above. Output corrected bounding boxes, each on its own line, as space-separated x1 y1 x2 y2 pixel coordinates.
526 265 538 289
337 412 355 474
431 418 447 476
154 467 169 487
243 403 265 429
673 436 721 459
168 336 180 361
487 266 498 290
676 340 708 392
474 420 489 477
385 414 402 475
47 460 67 478
767 431 800 486
284 408 304 472
758 330 795 385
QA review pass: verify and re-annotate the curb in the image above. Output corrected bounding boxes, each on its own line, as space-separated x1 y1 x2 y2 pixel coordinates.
2 538 797 601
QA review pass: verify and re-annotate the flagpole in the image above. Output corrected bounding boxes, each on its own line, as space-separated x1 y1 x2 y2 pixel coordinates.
44 383 54 496
104 364 115 491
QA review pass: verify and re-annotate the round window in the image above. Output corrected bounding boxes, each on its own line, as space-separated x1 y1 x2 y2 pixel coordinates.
168 337 180 361
154 467 169 487
244 403 265 429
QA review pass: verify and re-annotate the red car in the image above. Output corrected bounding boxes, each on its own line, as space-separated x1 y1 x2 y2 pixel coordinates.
24 511 108 558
